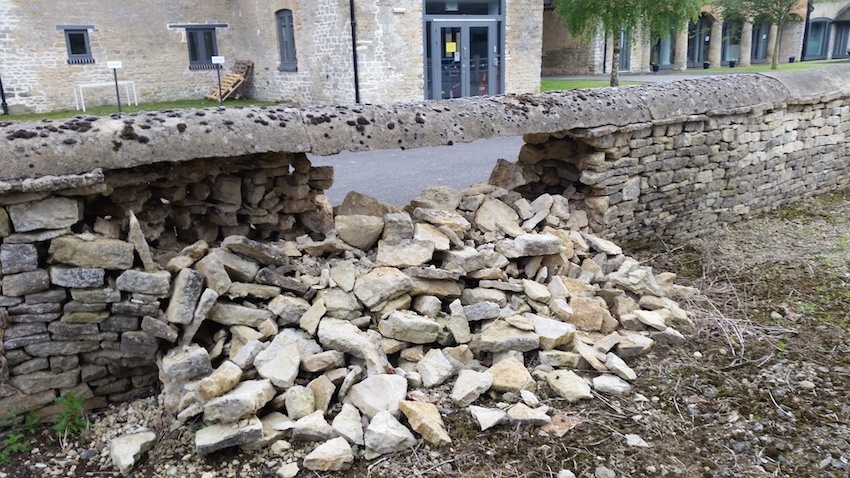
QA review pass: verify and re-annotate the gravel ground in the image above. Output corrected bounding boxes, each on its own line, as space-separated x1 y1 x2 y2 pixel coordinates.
2 191 849 478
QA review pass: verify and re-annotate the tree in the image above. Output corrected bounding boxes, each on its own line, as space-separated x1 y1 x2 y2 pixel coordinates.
712 0 807 69
552 0 703 86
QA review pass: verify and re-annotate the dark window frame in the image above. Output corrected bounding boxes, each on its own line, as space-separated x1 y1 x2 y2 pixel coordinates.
805 18 832 60
56 25 95 64
276 10 298 71
168 23 227 70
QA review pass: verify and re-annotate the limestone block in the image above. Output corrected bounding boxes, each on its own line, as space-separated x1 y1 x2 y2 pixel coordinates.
0 244 38 274
48 235 135 269
7 197 81 232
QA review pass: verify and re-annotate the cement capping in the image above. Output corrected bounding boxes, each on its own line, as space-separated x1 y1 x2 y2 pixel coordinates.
1 64 849 191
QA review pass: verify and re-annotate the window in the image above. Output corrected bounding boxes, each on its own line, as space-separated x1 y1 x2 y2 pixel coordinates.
805 19 831 60
187 28 218 69
57 25 95 64
832 22 850 58
168 23 227 69
277 10 297 71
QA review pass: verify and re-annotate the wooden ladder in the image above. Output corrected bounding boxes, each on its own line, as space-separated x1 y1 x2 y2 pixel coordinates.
204 60 254 102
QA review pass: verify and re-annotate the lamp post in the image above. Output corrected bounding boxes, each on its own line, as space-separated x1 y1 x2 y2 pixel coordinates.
0 72 8 115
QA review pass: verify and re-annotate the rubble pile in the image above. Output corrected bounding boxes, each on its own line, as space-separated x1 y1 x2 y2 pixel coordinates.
139 184 695 475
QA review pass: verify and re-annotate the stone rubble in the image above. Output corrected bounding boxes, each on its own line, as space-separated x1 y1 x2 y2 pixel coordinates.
143 185 691 474
2 177 694 475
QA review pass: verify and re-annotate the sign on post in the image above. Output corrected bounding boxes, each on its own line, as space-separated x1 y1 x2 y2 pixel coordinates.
107 61 123 113
212 56 225 106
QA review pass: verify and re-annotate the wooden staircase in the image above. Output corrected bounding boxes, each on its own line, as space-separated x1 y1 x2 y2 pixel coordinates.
204 60 253 102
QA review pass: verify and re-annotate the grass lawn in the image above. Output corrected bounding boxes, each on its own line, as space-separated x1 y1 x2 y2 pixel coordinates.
2 98 281 123
541 59 848 92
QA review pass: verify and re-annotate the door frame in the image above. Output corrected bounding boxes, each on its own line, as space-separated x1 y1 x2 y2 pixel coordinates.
427 20 497 99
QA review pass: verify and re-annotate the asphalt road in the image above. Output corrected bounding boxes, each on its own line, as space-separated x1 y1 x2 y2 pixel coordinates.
309 135 524 206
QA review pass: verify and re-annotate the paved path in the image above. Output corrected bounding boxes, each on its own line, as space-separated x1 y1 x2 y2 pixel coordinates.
309 135 524 206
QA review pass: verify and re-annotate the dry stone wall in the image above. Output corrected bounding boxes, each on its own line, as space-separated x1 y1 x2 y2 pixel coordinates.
0 66 849 429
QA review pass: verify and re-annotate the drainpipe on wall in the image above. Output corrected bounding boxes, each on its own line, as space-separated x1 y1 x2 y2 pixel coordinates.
800 0 814 61
349 0 361 104
0 73 8 115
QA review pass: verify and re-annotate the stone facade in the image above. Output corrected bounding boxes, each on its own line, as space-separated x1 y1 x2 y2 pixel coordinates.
0 0 542 114
541 10 604 77
1 66 850 418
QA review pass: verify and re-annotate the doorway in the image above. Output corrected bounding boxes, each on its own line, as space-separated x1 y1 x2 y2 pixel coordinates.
427 21 496 99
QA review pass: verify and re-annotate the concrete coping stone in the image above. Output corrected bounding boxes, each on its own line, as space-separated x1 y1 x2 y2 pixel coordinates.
1 64 849 191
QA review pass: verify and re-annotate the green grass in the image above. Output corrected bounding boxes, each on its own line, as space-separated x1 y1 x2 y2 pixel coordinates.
541 79 642 91
2 98 281 123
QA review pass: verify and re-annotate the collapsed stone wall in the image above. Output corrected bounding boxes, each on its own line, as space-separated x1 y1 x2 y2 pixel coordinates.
0 66 849 443
0 151 332 415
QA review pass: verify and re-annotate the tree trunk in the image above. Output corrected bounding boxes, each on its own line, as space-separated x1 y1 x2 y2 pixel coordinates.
771 23 781 69
611 30 621 87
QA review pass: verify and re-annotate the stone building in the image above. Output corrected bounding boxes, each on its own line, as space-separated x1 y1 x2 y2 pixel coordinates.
0 0 542 114
541 0 850 76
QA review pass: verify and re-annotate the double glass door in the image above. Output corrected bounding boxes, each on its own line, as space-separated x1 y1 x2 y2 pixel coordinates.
427 21 497 99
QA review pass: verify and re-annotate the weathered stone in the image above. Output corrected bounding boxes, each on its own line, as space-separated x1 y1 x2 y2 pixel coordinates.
109 430 157 476
48 235 135 269
604 352 636 381
303 437 354 471
523 279 551 303
568 297 613 331
417 349 455 388
546 370 593 402
2 270 49 297
650 327 686 346
24 340 99 357
210 248 261 282
412 295 442 318
308 375 336 413
495 234 563 258
255 268 310 296
49 266 104 288
376 240 435 268
268 295 311 325
487 357 534 392
10 367 80 394
299 298 326 336
0 207 9 237
253 337 301 389
475 197 520 234
438 246 487 273
318 318 387 376
462 301 501 321
451 369 493 407
164 269 205 324
195 416 263 455
527 313 576 350
7 197 81 232
353 267 412 311
120 331 158 357
477 320 539 353
411 208 471 235
315 288 361 321
161 344 213 382
221 235 288 266
204 379 276 423
538 350 582 368
332 403 364 445
197 360 243 402
335 215 384 250
195 254 232 296
347 374 407 419
140 316 179 342
291 410 338 442
507 403 551 426
230 339 269 370
329 261 357 292
460 287 507 307
284 385 316 420
1 244 38 274
606 259 666 296
592 375 632 396
413 223 450 251
468 405 508 431
633 310 668 331
399 400 451 446
302 350 345 373
115 270 171 296
378 310 440 344
408 278 463 299
208 303 275 328
364 410 417 459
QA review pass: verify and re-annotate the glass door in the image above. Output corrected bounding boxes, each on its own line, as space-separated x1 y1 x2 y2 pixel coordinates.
428 21 496 99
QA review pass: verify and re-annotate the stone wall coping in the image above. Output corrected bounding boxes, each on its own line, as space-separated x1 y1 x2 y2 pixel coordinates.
2 64 849 193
